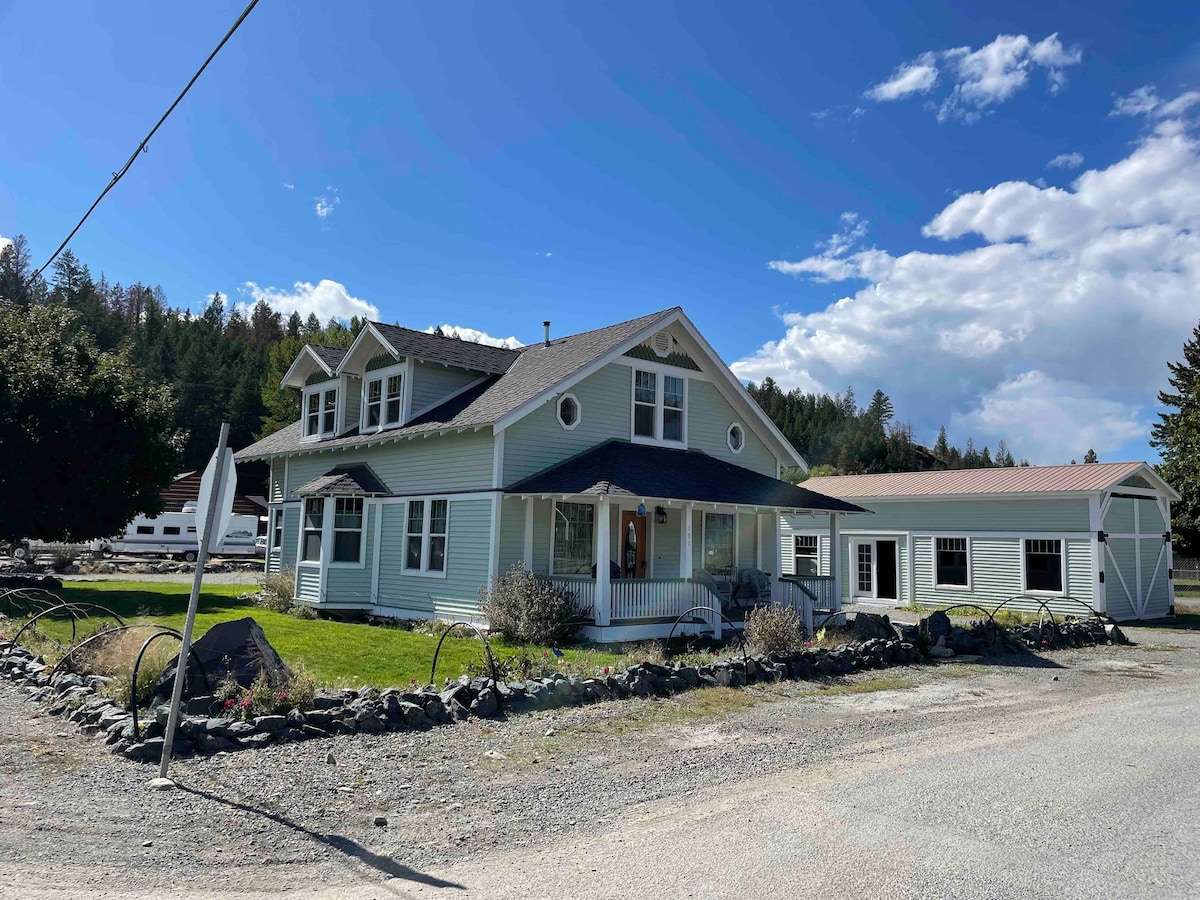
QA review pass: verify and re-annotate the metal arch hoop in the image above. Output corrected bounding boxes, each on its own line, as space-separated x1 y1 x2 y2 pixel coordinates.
811 609 862 636
0 588 63 618
665 606 749 664
992 594 1115 626
918 603 1002 646
429 621 499 686
130 629 212 741
52 622 157 674
3 602 126 665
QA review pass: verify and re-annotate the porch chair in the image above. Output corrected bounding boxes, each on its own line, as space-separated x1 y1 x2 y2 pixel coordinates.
736 567 773 605
692 567 734 615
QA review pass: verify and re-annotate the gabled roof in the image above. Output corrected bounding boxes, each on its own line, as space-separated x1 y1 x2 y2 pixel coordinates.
293 464 390 496
504 440 867 513
363 322 520 375
280 344 347 388
309 345 349 372
802 462 1179 501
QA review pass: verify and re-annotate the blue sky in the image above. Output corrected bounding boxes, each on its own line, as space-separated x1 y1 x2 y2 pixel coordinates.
1 1 1198 463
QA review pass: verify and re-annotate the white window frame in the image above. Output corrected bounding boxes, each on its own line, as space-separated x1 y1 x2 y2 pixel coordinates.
853 539 876 599
550 500 596 575
793 534 819 577
403 496 449 578
727 423 745 454
329 497 367 567
556 393 582 431
359 363 407 434
301 497 325 562
629 364 688 448
302 380 340 440
269 509 283 556
1022 538 1065 596
933 535 972 591
700 511 737 576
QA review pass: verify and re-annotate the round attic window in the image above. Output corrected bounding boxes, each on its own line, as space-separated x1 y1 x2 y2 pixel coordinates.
557 393 581 430
727 423 744 453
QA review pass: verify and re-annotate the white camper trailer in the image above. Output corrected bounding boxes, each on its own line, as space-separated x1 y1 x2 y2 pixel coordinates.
90 503 258 562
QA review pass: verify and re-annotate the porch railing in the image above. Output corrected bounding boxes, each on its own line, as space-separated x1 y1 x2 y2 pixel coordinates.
547 576 597 616
609 578 712 621
778 575 840 633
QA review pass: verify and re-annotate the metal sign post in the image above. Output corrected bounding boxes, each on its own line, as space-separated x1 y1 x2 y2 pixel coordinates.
157 423 234 781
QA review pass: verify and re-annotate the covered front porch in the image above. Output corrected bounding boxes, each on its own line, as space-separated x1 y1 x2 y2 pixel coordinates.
500 440 866 641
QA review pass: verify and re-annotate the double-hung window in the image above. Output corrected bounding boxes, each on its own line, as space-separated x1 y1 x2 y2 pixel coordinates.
935 537 969 588
794 535 818 577
1024 539 1063 593
703 513 735 576
332 498 364 563
304 384 338 438
302 498 324 561
632 368 686 445
552 502 595 575
405 498 448 574
362 368 405 432
271 510 283 552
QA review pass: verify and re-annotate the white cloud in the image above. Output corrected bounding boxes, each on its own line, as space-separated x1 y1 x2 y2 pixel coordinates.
315 194 340 219
423 324 524 349
864 53 940 102
0 235 11 254
1112 84 1200 119
737 108 1200 463
239 279 378 322
282 183 294 190
864 33 1082 122
1047 151 1085 169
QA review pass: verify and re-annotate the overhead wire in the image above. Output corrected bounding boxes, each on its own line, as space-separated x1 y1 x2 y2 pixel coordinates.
27 0 262 287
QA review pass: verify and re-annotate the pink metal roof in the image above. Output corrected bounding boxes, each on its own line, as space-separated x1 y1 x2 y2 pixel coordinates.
802 462 1156 499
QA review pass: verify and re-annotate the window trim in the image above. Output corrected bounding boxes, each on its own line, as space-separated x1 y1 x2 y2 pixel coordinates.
727 423 745 455
402 496 450 578
329 497 367 568
933 535 972 591
556 393 582 431
302 379 340 440
359 363 407 435
1022 537 1065 595
550 500 596 576
629 366 688 448
269 509 283 556
301 497 325 562
700 511 737 577
793 533 819 577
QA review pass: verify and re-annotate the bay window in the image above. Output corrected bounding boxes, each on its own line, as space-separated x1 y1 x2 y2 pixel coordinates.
552 502 595 575
631 368 687 445
405 497 448 575
302 498 324 561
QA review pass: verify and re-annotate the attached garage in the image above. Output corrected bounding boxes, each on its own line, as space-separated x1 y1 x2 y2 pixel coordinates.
781 462 1180 621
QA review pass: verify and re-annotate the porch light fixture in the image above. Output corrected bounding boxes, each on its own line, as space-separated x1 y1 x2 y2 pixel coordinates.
636 502 646 517
655 506 667 524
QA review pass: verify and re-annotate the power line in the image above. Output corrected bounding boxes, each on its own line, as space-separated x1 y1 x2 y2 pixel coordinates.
28 0 261 286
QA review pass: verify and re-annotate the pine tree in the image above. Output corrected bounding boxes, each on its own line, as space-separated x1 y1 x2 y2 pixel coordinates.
933 426 950 461
1151 319 1200 554
963 437 980 468
286 311 303 339
303 312 321 336
1083 448 1099 464
980 445 993 467
866 389 894 425
995 440 1015 467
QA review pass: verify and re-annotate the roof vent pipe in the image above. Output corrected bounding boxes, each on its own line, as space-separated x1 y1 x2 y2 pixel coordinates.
543 321 551 347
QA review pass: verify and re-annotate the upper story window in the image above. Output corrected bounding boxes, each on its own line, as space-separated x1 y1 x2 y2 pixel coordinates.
303 382 339 439
361 366 405 433
557 393 580 430
631 368 686 446
727 423 744 454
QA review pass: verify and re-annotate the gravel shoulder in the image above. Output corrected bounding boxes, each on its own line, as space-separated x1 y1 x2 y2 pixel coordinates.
1 626 1197 899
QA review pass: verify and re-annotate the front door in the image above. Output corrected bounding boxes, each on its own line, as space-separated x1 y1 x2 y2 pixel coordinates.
876 540 898 601
620 511 648 579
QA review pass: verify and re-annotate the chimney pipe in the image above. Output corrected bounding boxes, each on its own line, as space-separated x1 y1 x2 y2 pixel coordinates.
543 321 551 347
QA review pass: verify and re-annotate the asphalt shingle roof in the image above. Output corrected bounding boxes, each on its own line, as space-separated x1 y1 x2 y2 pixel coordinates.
235 308 679 460
504 440 868 513
370 322 521 374
309 345 348 373
293 464 391 496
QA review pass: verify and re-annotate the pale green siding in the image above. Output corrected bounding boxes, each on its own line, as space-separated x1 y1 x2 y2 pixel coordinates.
1142 538 1172 617
285 430 494 498
343 375 361 431
687 380 776 476
654 507 682 578
737 513 758 567
411 362 481 414
280 506 298 572
1102 497 1171 619
691 509 703 573
324 502 375 605
498 496 526 572
375 498 492 618
1105 498 1136 534
296 567 321 602
532 498 552 575
1105 538 1138 620
269 459 283 503
502 363 630 485
848 498 1090 532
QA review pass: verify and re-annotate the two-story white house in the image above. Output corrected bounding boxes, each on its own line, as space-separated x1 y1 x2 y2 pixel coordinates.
235 307 865 640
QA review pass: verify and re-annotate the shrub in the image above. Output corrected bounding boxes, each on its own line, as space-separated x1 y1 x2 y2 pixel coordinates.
288 604 318 620
216 666 316 721
255 568 297 613
479 565 581 645
81 626 179 710
744 603 806 655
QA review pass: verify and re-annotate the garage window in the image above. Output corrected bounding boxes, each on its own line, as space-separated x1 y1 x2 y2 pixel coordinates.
935 537 969 587
1024 539 1062 593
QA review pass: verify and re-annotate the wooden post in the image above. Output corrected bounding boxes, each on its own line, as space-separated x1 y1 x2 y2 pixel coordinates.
523 498 534 571
828 512 841 611
595 498 611 627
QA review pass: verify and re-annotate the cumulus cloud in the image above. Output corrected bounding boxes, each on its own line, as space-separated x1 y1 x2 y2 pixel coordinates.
239 279 378 322
1047 151 1084 169
1112 84 1200 119
864 33 1082 122
423 324 524 349
0 234 11 254
736 95 1200 462
315 186 340 219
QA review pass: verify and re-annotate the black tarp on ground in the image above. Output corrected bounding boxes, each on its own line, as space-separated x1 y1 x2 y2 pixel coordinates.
155 617 292 697
0 572 63 592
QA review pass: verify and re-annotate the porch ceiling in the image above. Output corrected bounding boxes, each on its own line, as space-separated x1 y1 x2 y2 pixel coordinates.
504 439 868 514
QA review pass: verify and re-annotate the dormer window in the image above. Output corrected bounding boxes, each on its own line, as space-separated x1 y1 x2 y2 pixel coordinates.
631 368 686 446
360 364 406 433
303 383 339 439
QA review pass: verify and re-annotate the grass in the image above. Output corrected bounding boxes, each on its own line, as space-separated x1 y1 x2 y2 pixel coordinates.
3 581 631 688
804 673 919 696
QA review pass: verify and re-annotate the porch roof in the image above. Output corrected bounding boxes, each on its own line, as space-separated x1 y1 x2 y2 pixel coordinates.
504 440 869 513
294 464 390 496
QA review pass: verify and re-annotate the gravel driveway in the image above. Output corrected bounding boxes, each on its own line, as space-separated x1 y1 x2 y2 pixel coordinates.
0 626 1196 899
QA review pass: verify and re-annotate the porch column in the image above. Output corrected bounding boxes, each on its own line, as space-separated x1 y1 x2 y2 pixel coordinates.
523 498 534 570
595 497 611 627
771 513 784 608
680 503 693 578
828 512 841 610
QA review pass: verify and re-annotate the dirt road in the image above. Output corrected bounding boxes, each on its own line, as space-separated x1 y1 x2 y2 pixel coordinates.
1 627 1196 899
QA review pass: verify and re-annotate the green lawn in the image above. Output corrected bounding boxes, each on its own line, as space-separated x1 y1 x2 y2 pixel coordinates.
10 581 631 688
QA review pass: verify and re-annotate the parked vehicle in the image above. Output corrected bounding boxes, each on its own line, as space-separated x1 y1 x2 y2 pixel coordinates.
90 508 259 562
0 540 32 561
